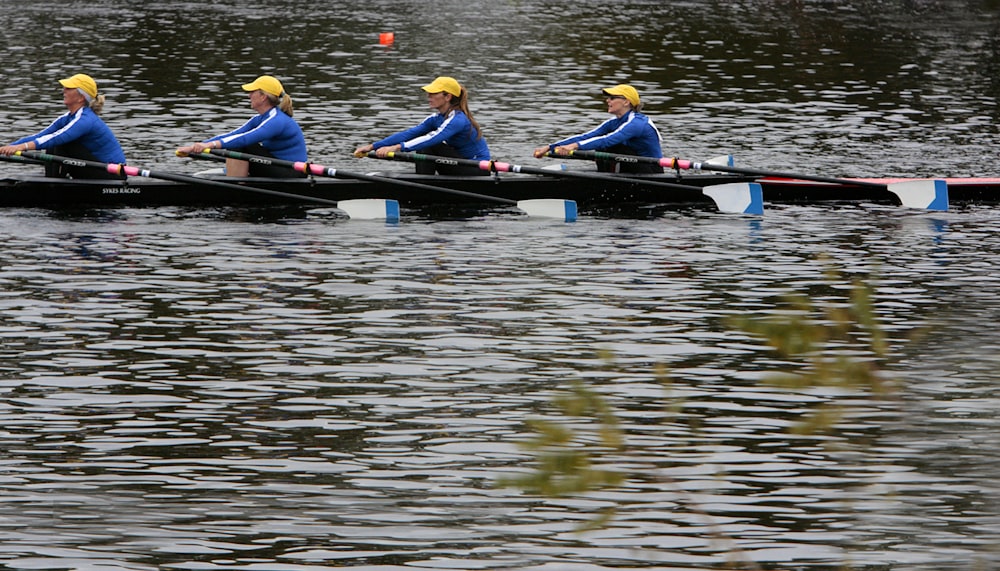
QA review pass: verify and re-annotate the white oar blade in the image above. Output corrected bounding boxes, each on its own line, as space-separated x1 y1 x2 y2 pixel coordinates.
705 154 735 167
887 179 948 211
337 199 401 221
516 199 578 221
703 182 764 215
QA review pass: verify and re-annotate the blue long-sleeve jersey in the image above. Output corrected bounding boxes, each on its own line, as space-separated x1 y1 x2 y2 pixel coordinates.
374 109 490 160
12 107 126 164
551 111 663 158
207 107 307 162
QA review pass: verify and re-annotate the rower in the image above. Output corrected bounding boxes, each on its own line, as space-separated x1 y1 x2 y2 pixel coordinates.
176 75 307 178
353 76 491 176
532 84 664 174
0 73 127 179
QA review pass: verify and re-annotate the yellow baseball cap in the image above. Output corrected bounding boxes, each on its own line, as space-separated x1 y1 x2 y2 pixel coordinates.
242 75 285 97
422 76 462 97
602 84 640 107
59 74 98 99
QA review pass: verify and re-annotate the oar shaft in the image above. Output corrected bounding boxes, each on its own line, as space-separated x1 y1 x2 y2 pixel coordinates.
373 151 707 193
677 159 889 189
0 153 47 166
209 148 517 205
563 149 665 167
566 149 887 190
23 151 346 207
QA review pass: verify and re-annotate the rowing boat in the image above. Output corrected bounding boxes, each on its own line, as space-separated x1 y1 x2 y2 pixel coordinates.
0 170 748 209
1 168 998 210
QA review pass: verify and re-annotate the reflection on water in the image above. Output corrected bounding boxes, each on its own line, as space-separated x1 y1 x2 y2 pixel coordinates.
0 0 999 569
0 206 996 569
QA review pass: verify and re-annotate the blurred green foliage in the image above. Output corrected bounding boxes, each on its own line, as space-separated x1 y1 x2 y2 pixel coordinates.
500 261 896 522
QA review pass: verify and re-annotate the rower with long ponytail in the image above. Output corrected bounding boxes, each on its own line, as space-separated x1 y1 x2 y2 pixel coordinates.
354 76 491 176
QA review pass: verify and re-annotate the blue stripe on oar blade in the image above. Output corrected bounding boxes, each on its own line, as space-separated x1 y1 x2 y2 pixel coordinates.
702 182 764 215
705 154 735 167
516 199 578 222
886 179 948 211
336 199 401 221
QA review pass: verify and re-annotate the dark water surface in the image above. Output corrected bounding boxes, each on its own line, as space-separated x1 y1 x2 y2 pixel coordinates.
0 1 999 570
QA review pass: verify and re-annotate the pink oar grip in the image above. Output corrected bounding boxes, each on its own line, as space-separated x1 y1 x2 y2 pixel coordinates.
293 162 323 175
663 159 693 169
484 160 512 172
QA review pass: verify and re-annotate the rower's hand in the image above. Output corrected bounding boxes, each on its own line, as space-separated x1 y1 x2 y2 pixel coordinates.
175 146 193 157
353 144 373 158
532 146 550 158
190 142 214 154
551 144 578 156
374 145 400 158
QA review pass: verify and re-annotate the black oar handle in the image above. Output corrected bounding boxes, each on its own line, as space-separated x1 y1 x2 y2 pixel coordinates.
207 148 517 205
0 153 47 166
370 151 708 193
24 150 347 207
680 160 889 189
565 149 888 190
559 149 656 166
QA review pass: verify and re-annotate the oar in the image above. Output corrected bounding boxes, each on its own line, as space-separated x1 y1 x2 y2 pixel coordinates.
0 153 47 167
564 149 948 211
554 150 736 169
203 148 577 221
364 151 764 216
23 150 400 221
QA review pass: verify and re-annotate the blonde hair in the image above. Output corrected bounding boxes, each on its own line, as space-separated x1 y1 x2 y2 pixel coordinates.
449 88 483 141
266 92 294 117
89 93 106 115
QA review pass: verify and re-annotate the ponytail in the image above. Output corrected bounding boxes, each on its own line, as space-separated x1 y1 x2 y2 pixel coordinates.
278 93 294 117
452 88 483 141
89 93 106 115
266 92 294 117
